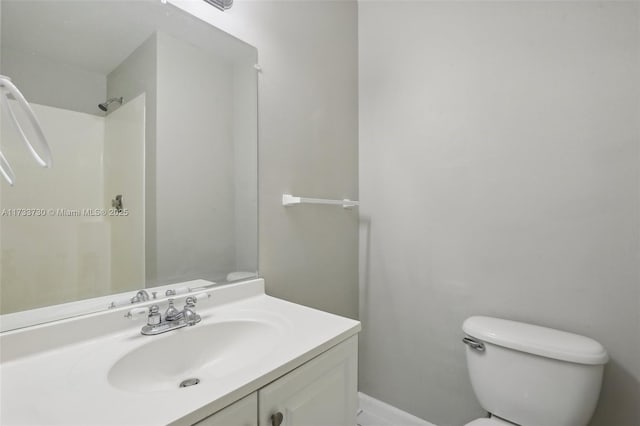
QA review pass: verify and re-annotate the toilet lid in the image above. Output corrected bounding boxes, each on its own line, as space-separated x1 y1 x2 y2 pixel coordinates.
465 418 515 426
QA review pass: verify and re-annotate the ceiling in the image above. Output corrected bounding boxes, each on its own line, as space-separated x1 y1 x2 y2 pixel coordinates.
1 0 256 76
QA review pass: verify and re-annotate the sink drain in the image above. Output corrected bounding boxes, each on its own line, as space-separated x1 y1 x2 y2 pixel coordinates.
179 378 200 388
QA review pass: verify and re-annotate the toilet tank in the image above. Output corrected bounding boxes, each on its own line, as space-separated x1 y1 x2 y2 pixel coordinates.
462 316 608 426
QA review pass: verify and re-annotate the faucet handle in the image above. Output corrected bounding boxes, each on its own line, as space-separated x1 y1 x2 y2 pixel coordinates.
184 296 197 308
147 304 162 326
183 297 200 326
125 307 148 320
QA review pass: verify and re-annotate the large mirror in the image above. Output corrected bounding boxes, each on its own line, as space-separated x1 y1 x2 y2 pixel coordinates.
0 0 258 325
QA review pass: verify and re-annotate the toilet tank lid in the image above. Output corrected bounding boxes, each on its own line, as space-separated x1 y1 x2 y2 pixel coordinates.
463 316 609 365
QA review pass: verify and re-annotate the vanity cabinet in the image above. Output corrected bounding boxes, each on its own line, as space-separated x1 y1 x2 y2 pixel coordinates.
193 336 358 426
194 393 258 426
258 336 358 426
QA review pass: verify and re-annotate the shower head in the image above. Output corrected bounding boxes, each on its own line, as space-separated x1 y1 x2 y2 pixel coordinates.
98 97 123 112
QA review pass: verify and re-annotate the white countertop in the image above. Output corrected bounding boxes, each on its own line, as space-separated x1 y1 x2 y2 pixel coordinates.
0 279 361 425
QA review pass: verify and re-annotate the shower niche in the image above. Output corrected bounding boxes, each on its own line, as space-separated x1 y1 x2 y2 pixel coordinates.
0 0 258 320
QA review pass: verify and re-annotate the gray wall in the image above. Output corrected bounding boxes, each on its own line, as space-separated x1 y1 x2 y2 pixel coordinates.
232 59 259 274
174 0 359 319
359 2 639 426
1 47 106 115
156 31 236 283
108 30 258 285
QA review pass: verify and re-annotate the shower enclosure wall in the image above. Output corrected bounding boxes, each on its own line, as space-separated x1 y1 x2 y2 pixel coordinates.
0 95 145 313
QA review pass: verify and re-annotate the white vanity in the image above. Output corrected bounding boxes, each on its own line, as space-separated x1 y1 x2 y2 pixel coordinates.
0 279 360 425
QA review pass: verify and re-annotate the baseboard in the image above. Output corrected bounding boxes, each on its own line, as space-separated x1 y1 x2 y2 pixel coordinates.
358 392 437 426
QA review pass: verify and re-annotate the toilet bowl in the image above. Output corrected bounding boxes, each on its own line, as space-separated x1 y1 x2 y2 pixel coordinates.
462 316 608 426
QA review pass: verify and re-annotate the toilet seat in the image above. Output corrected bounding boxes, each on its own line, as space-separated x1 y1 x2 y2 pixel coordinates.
465 417 516 426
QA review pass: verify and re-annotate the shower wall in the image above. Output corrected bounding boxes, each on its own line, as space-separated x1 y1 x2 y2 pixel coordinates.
0 100 146 313
103 93 146 294
106 34 158 285
0 102 107 313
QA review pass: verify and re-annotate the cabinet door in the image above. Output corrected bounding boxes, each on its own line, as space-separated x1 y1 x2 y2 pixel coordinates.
258 336 358 426
194 393 258 426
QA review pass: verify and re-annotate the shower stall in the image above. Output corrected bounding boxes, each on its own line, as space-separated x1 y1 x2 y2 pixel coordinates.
0 94 146 314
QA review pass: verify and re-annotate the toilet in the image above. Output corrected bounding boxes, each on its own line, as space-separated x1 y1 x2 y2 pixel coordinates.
462 316 609 426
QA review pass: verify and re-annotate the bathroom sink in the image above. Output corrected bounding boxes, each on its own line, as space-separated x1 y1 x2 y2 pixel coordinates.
2 280 361 425
108 320 282 392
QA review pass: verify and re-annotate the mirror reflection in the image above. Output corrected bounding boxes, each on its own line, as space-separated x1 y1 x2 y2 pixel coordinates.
0 0 258 316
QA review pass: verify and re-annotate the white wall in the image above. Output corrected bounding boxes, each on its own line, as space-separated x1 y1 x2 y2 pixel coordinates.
1 47 106 116
0 103 107 313
359 2 639 425
104 93 146 294
106 34 158 285
171 0 359 318
1 98 149 313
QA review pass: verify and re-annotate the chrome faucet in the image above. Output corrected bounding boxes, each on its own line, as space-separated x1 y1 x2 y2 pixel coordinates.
130 289 151 304
132 293 208 336
164 298 181 321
